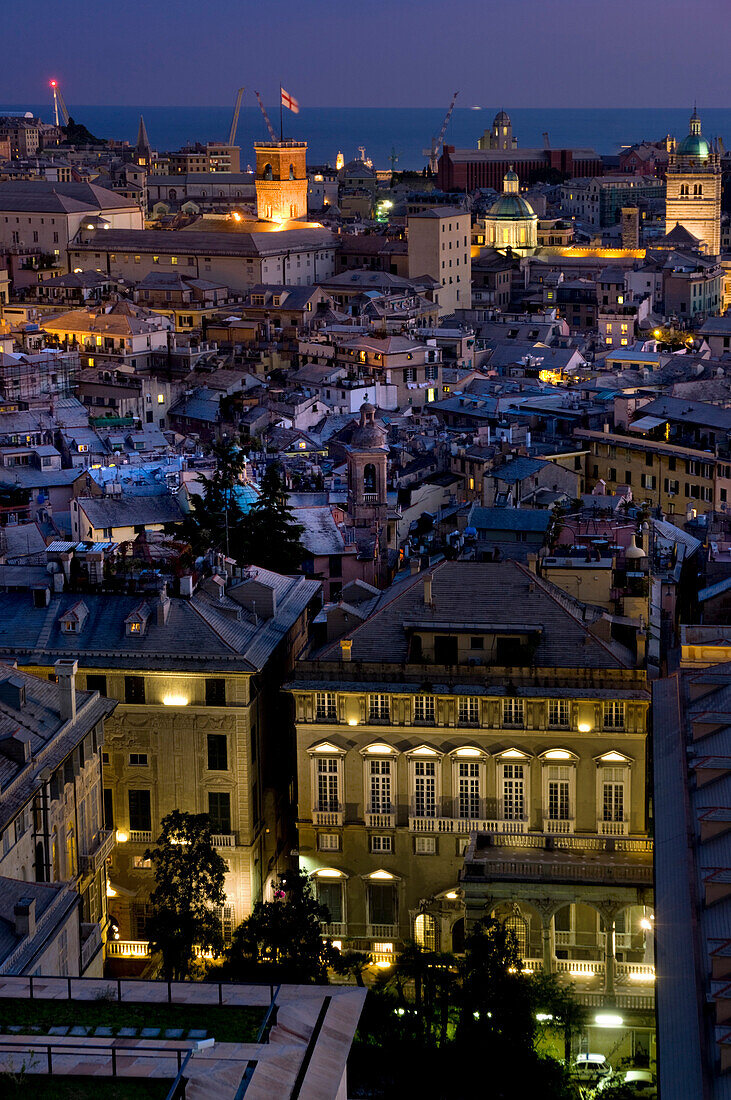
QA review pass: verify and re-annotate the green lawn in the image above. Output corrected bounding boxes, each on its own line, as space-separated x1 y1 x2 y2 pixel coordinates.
0 998 263 1045
0 1079 172 1100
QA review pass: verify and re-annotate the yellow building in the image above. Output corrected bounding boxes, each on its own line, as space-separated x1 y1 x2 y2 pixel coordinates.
576 428 731 516
255 141 308 222
1 565 320 956
288 560 653 1032
665 110 722 255
407 206 471 315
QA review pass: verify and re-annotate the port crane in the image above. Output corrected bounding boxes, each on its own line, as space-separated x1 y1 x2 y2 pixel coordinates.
422 91 459 173
228 87 245 146
50 80 70 127
253 91 278 142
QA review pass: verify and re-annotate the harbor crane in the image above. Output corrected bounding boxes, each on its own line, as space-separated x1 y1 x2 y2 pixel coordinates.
50 80 69 127
253 91 278 143
422 91 459 173
228 87 245 146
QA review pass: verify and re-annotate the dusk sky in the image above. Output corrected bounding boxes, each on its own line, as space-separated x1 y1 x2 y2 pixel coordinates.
3 0 728 108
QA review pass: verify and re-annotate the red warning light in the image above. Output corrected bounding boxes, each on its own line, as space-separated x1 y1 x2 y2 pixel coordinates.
50 80 57 88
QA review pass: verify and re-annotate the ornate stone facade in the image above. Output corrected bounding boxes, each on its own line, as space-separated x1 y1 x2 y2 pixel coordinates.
665 110 722 256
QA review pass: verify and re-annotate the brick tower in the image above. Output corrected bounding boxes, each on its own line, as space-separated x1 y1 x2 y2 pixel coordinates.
254 141 308 222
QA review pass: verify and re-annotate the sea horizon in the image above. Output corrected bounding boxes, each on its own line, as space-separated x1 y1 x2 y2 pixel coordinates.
2 104 729 172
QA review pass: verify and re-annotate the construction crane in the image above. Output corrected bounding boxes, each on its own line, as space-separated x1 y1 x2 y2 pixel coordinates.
388 146 399 173
253 91 278 143
228 87 245 146
50 80 69 127
422 91 459 173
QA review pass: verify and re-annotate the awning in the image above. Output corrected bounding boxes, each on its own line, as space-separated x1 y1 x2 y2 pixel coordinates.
629 415 667 432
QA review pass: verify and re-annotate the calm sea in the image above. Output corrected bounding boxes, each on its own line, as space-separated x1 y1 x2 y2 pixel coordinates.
3 105 730 172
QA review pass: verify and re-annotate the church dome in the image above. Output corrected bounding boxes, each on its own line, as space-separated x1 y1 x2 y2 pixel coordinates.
351 401 386 448
487 192 536 220
493 110 511 126
677 133 710 159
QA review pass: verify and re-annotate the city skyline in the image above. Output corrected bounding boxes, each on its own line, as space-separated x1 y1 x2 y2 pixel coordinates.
2 0 729 109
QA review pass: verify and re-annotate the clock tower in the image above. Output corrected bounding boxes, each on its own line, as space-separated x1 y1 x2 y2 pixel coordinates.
665 109 721 256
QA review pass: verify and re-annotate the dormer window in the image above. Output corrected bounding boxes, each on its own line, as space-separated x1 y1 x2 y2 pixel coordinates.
59 600 89 635
125 602 151 638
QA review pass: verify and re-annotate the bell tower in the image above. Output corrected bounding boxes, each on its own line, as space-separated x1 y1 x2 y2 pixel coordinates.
254 140 308 222
665 108 721 255
347 402 388 528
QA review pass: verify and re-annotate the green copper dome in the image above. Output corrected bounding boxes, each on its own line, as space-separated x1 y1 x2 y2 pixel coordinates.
677 132 710 159
487 193 536 220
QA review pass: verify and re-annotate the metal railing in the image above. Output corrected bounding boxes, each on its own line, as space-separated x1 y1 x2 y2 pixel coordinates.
0 1038 189 1081
79 828 115 876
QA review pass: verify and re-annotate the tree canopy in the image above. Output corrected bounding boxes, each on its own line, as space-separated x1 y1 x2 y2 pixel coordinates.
145 810 227 980
224 868 336 983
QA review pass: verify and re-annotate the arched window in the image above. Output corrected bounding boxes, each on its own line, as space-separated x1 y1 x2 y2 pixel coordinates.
694 183 703 196
219 190 224 197
504 910 528 956
414 912 438 951
168 188 177 201
263 163 273 181
35 840 46 882
680 184 689 197
289 163 295 180
363 463 377 493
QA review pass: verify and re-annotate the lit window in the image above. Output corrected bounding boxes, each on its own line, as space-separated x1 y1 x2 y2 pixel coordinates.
315 692 337 720
458 697 479 725
415 835 436 854
414 695 435 723
170 256 178 265
548 699 570 728
368 694 390 721
157 394 165 404
412 758 437 817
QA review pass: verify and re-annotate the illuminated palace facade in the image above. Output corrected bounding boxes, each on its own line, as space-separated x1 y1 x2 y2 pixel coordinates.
288 562 654 1046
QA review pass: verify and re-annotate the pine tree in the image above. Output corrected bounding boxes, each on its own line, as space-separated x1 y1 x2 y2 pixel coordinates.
178 436 248 560
238 463 305 574
145 810 227 980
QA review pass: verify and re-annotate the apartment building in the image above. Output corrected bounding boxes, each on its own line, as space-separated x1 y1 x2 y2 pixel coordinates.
288 560 653 1043
0 562 320 950
333 334 442 409
0 660 117 976
408 207 471 315
576 428 731 515
69 227 337 292
0 182 142 258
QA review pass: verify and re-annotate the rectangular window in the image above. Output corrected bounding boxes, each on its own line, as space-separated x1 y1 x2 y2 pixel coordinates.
548 699 570 728
103 788 114 830
207 734 228 771
124 676 145 704
369 883 396 925
316 757 340 812
315 692 337 720
502 698 525 727
502 763 525 821
128 789 151 832
369 694 390 721
603 701 625 730
129 753 148 767
369 758 392 814
208 791 231 834
86 674 107 697
415 835 436 854
317 881 343 923
205 678 226 706
547 768 571 820
458 761 480 819
371 834 392 853
602 768 625 822
318 832 340 851
413 759 437 817
458 697 479 725
414 695 435 723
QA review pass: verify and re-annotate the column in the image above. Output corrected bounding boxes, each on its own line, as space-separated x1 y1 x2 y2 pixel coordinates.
603 916 616 998
541 914 555 974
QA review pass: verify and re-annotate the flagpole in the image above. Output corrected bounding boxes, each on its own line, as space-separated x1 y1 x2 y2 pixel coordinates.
280 84 284 142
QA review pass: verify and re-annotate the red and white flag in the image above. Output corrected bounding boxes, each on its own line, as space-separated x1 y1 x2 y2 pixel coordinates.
281 87 299 114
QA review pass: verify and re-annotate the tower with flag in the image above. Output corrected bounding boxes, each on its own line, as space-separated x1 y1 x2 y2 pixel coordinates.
253 88 307 224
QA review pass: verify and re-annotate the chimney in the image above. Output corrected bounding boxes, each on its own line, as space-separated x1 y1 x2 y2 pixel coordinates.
424 575 433 607
180 574 194 598
14 897 36 939
340 639 352 662
410 558 421 576
157 584 170 626
54 659 78 723
526 553 538 574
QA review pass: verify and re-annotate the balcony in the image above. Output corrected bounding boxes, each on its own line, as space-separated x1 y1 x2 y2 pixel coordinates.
597 818 629 837
543 817 575 835
106 939 151 959
79 828 115 877
80 922 102 972
320 921 346 938
366 811 395 829
367 924 399 940
409 815 528 835
128 829 153 844
211 833 236 848
313 807 343 827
